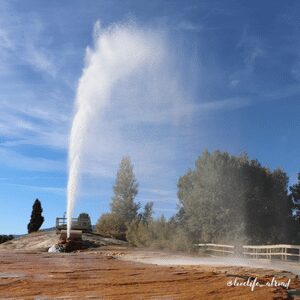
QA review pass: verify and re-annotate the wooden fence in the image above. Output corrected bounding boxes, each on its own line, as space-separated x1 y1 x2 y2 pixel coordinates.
195 243 235 256
243 244 300 261
195 243 300 261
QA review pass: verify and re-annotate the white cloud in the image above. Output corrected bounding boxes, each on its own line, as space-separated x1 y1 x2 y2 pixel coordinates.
198 97 251 112
0 4 58 78
0 147 65 172
25 45 57 77
2 183 65 195
0 94 71 150
244 46 264 73
0 3 72 157
230 28 265 84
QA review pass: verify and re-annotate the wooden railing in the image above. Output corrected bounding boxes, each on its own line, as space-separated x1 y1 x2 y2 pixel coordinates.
243 244 300 261
195 243 300 261
195 243 235 255
55 217 91 232
56 217 77 227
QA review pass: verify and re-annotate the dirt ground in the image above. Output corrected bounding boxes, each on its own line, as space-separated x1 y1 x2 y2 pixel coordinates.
0 232 299 299
0 246 299 300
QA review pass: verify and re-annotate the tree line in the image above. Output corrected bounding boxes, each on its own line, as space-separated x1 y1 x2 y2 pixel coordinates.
96 151 300 249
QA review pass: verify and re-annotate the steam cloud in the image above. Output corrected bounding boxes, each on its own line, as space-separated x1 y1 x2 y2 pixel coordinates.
66 21 188 236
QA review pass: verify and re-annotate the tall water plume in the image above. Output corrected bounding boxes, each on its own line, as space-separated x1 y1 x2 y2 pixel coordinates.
66 22 167 237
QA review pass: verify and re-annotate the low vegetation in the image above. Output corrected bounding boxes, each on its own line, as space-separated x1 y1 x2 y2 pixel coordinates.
0 235 14 244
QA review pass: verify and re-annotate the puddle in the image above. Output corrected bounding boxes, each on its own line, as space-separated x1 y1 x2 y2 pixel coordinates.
0 272 26 279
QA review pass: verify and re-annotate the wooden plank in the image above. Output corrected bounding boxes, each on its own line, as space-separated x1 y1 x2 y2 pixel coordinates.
243 244 300 250
195 243 235 249
206 248 234 254
206 243 235 248
243 252 300 257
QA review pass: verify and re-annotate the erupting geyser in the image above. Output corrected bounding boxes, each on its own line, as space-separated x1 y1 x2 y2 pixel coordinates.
66 21 165 237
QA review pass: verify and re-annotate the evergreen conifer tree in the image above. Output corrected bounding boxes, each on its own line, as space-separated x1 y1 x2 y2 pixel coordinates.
111 156 139 224
27 199 44 233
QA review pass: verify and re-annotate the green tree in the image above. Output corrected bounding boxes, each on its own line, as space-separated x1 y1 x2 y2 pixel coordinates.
290 173 300 203
27 199 44 233
141 202 153 224
290 173 300 228
177 150 293 244
111 156 139 224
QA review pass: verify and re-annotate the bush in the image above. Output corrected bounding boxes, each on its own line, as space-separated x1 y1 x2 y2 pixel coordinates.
126 220 152 247
0 235 14 244
96 213 127 240
126 217 193 252
167 227 193 252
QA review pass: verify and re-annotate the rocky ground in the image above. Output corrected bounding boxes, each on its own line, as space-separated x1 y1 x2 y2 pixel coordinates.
0 230 126 252
0 231 299 299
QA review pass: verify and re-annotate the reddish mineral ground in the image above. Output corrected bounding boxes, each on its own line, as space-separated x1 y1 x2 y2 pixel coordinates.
0 231 299 299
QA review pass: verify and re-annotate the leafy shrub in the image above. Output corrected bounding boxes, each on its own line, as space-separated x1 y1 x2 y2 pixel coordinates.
96 213 127 240
126 216 193 251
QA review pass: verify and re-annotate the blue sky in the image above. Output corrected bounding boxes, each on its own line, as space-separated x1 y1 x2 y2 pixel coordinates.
0 0 299 234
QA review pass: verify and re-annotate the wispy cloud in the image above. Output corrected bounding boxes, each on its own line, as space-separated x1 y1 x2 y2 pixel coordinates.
0 147 65 172
0 96 70 149
0 3 62 79
2 183 65 195
0 3 72 157
25 44 57 77
229 28 265 87
198 97 251 112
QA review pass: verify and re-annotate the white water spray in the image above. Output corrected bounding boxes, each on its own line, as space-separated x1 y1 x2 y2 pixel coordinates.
66 22 166 237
